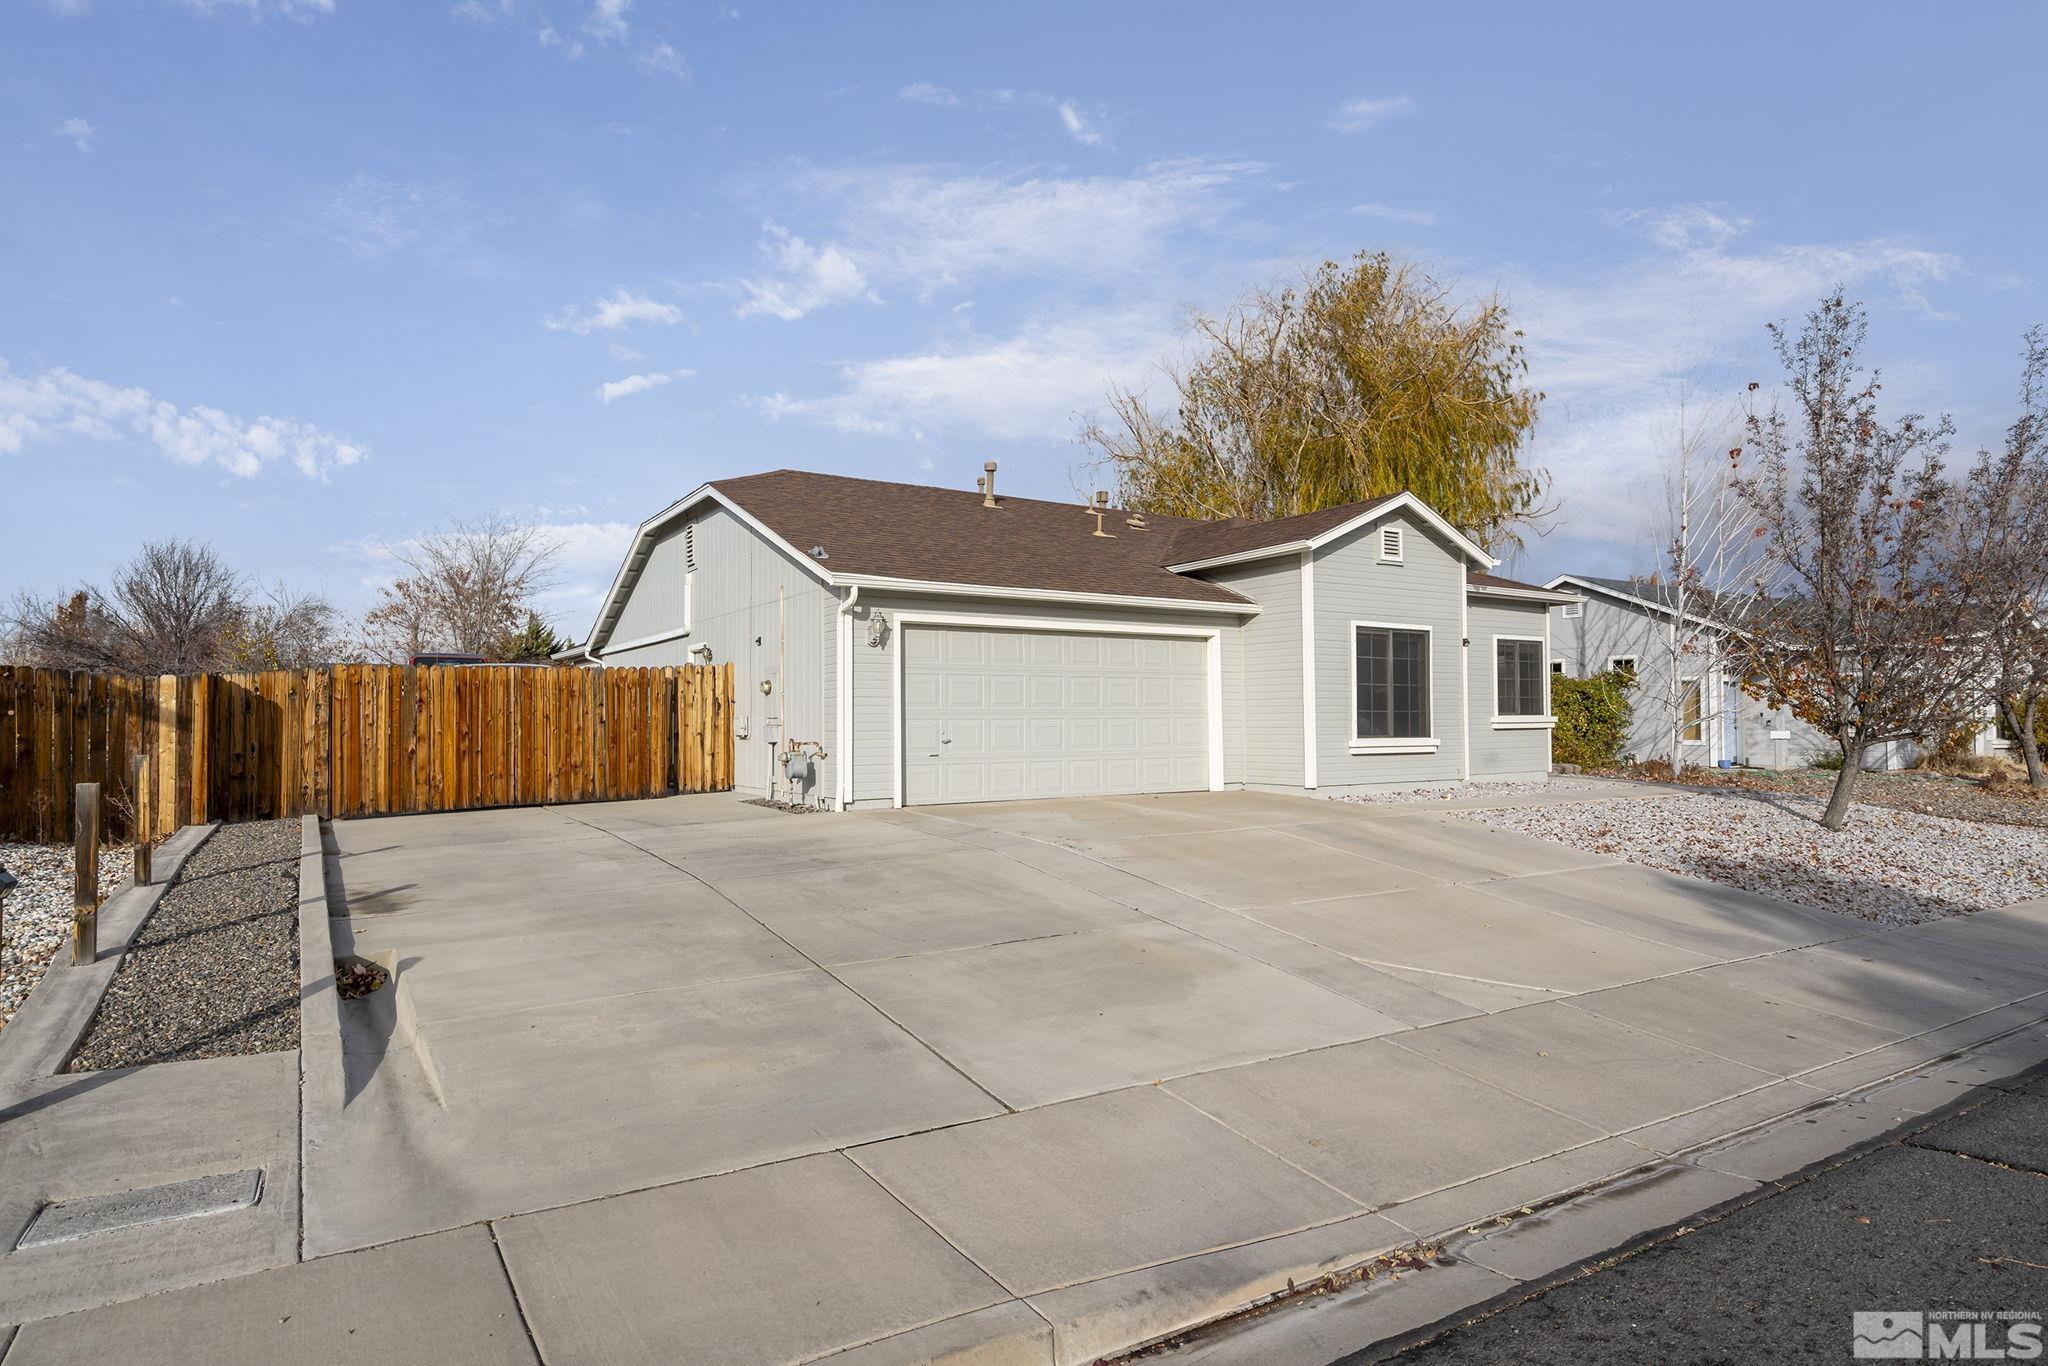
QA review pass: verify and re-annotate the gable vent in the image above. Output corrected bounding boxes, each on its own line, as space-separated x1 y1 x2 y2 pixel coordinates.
1379 526 1404 562
1562 602 1583 618
684 523 697 571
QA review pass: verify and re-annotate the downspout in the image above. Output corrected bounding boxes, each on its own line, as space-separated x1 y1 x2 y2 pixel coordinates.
836 584 859 810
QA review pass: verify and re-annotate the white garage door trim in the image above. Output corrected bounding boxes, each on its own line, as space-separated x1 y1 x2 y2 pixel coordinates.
891 611 1224 809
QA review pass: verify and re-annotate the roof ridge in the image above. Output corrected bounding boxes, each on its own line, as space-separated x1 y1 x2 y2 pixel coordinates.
711 468 1209 525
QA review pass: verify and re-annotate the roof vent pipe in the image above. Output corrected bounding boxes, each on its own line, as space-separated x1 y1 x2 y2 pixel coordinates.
982 460 999 508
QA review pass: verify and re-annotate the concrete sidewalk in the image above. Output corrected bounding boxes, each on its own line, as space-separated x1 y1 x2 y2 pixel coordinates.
7 787 2048 1365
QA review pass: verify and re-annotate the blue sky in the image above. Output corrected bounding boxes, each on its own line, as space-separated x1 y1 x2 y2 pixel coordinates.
4 1 2042 638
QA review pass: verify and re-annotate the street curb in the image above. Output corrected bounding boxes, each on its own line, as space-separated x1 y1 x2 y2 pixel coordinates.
0 822 218 1093
1323 1056 2048 1365
297 815 346 1226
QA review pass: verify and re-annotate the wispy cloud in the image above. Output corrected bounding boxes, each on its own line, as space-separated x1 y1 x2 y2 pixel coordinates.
309 175 473 261
1350 201 1436 226
585 0 629 40
1512 204 1965 552
598 368 694 403
545 288 683 334
898 82 959 106
1055 100 1104 146
635 40 687 78
51 117 95 152
746 305 1176 443
735 225 875 321
740 156 1262 304
606 341 647 363
1329 94 1413 133
181 0 337 17
0 359 365 479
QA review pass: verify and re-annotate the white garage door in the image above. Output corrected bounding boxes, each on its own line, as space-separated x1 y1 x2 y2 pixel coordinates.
903 625 1210 805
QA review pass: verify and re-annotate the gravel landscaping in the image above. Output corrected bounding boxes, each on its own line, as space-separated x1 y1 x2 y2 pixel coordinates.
68 819 300 1071
0 840 134 1034
1465 791 2048 924
1330 778 1622 806
1603 763 2048 831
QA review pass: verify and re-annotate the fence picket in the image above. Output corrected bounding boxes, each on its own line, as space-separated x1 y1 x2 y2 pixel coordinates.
0 663 731 839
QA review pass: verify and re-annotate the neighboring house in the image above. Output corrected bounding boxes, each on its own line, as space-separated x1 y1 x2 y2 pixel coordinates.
1546 573 2005 770
576 468 1576 808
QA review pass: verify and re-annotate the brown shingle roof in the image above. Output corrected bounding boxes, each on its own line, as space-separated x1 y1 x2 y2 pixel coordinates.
1161 494 1404 565
709 470 1251 606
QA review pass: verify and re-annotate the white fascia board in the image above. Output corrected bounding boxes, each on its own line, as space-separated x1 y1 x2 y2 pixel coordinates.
833 573 1259 616
585 483 835 653
1468 584 1582 605
1166 541 1314 574
1166 493 1499 574
1544 574 1721 631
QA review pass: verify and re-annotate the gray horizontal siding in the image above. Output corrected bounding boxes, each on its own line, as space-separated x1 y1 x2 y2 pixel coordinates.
1312 512 1466 787
1197 558 1303 788
1468 598 1552 778
599 502 835 801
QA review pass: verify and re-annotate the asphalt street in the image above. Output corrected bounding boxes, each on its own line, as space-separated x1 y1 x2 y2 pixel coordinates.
1346 1066 2048 1365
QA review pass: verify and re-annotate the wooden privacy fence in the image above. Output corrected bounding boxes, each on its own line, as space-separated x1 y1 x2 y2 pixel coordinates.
0 662 734 842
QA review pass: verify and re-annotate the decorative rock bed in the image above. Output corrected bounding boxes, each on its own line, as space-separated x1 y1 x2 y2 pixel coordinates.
1464 791 2048 925
68 818 302 1071
0 840 133 1034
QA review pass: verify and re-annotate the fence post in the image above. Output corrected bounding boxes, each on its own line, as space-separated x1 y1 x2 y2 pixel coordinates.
131 753 153 885
72 781 100 965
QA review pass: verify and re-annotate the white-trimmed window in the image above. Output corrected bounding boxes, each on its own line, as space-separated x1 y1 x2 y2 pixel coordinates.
1608 655 1639 678
1378 525 1404 562
1551 660 1567 675
1679 677 1705 742
1352 623 1431 744
1494 637 1547 718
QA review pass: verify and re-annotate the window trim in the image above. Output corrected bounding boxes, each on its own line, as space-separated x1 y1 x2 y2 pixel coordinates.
1348 619 1437 753
1490 633 1555 728
1377 526 1404 563
1607 654 1639 677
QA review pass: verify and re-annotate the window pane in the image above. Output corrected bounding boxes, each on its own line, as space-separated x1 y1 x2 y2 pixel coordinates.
1355 630 1389 738
1496 639 1544 715
1681 679 1703 741
1391 630 1429 737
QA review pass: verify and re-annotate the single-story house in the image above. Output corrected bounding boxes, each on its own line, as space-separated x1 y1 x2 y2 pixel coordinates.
575 467 1576 808
1546 573 2007 770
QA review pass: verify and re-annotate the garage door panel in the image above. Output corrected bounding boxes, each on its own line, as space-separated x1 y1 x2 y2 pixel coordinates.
904 624 1208 804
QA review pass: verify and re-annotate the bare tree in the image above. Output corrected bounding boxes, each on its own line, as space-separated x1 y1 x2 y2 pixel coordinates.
1719 292 1989 830
361 514 561 661
1956 325 2048 787
223 582 358 671
8 539 252 675
1648 379 1768 776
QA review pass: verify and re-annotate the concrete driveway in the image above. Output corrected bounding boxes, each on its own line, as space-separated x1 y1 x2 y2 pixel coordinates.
18 789 2048 1366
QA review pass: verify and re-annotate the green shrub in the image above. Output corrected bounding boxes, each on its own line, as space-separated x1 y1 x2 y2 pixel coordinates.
1552 670 1633 769
1806 746 1844 771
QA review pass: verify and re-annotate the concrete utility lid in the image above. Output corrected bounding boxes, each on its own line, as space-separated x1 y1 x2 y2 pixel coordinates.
16 1169 264 1249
